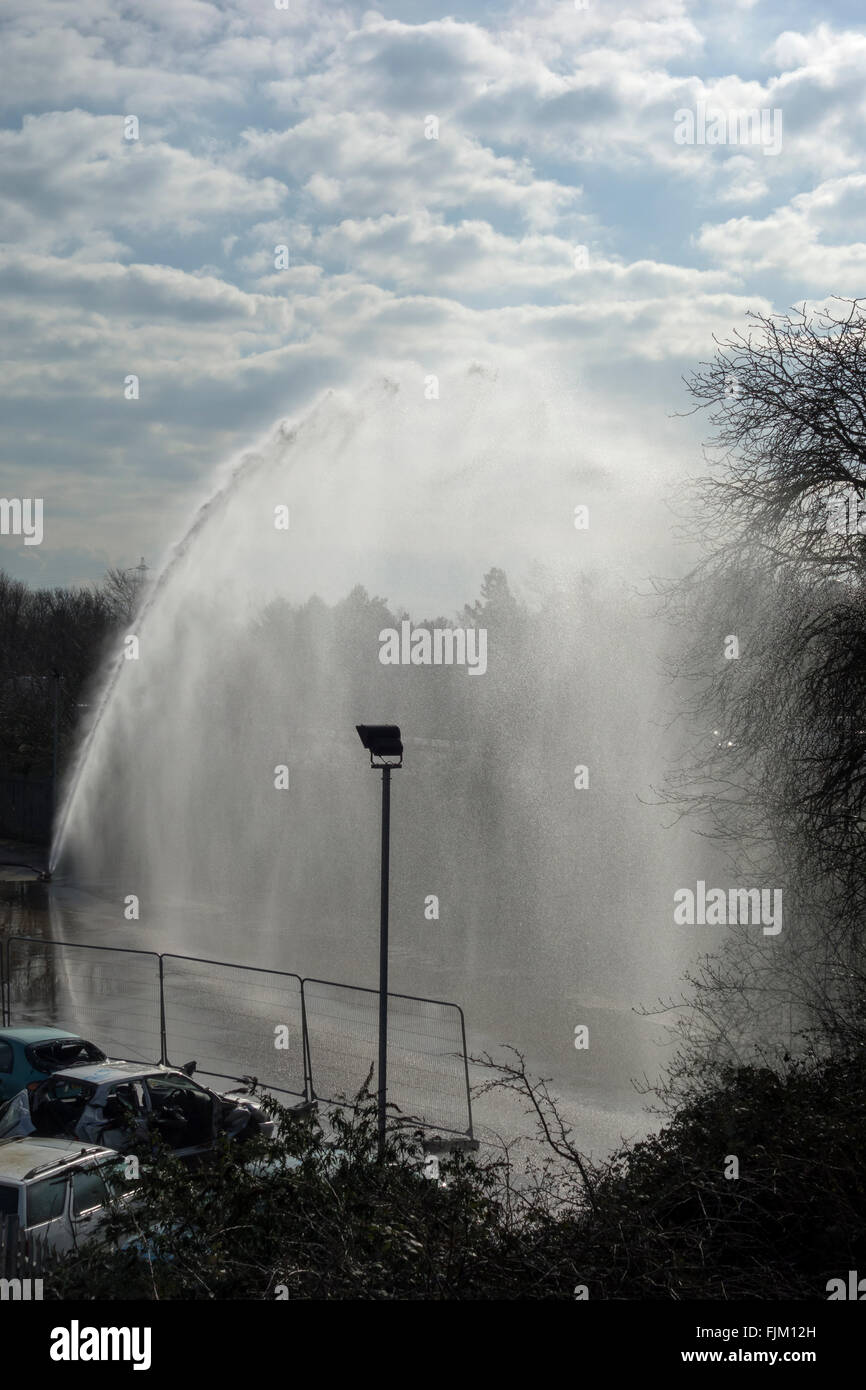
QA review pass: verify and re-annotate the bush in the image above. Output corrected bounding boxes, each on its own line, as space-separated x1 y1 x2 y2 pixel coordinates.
46 1050 866 1301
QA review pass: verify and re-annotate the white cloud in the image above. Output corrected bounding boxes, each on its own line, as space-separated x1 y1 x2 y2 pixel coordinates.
0 0 864 585
238 110 578 230
0 111 287 251
696 175 866 289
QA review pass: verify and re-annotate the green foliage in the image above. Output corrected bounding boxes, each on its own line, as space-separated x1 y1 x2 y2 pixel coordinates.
577 1050 866 1298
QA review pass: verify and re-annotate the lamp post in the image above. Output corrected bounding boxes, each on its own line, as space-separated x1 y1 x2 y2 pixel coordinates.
51 667 61 817
356 724 403 1160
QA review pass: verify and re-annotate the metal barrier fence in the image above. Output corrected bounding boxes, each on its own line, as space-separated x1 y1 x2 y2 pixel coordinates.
3 937 162 1065
1 936 472 1137
304 978 471 1136
161 954 307 1099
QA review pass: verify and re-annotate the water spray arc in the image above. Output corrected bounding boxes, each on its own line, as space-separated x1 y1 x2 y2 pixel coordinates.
50 376 686 1090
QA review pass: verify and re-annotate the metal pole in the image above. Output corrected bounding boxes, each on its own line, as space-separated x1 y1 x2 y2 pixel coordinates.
377 764 391 1160
51 670 60 816
158 955 168 1066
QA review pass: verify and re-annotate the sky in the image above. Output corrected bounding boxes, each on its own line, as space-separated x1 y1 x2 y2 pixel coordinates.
2 0 866 589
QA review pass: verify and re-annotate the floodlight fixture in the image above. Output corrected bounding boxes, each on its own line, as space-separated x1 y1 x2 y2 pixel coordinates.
356 724 403 767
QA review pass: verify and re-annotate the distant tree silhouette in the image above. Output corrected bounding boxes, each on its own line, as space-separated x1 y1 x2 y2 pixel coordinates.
662 298 866 1056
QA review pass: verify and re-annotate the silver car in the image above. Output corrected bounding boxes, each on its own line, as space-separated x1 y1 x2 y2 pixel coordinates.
0 1136 136 1256
0 1060 276 1159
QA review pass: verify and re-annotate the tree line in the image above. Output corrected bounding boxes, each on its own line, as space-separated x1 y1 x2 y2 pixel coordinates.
0 567 145 781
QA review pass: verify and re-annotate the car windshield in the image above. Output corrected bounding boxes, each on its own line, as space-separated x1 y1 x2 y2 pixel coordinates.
31 1076 97 1137
25 1038 107 1071
42 1077 97 1102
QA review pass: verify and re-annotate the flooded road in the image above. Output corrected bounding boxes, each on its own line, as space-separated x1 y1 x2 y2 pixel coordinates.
1 850 662 1165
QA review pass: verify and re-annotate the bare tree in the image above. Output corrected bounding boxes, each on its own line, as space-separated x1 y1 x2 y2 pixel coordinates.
659 299 866 1060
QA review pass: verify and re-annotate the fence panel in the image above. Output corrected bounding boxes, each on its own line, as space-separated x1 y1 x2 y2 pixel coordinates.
2 938 474 1134
303 978 472 1136
4 936 162 1064
161 954 307 1098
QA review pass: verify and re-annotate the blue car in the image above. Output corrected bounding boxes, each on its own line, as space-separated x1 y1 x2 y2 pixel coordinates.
0 1028 107 1102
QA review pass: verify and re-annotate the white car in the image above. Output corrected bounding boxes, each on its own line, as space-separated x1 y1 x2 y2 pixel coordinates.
0 1136 137 1256
0 1060 276 1159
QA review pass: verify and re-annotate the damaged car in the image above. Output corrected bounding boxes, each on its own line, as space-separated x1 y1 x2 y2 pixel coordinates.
0 1027 108 1101
0 1060 276 1160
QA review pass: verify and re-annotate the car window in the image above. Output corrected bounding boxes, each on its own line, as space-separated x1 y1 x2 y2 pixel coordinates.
32 1077 96 1137
71 1167 108 1217
99 1158 139 1201
26 1173 68 1226
44 1077 95 1103
27 1039 107 1072
146 1074 211 1100
0 1041 12 1073
104 1081 145 1111
0 1182 19 1216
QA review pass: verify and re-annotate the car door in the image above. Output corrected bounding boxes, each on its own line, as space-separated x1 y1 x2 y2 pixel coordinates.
24 1170 73 1255
80 1080 147 1149
144 1073 217 1155
69 1164 113 1248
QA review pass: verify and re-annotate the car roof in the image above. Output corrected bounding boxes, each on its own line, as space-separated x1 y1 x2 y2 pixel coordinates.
0 1137 115 1182
0 1027 82 1044
54 1060 166 1084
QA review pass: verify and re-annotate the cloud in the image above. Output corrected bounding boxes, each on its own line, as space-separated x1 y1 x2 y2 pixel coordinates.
238 111 578 230
0 111 288 253
0 250 274 320
696 175 866 289
0 0 864 584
